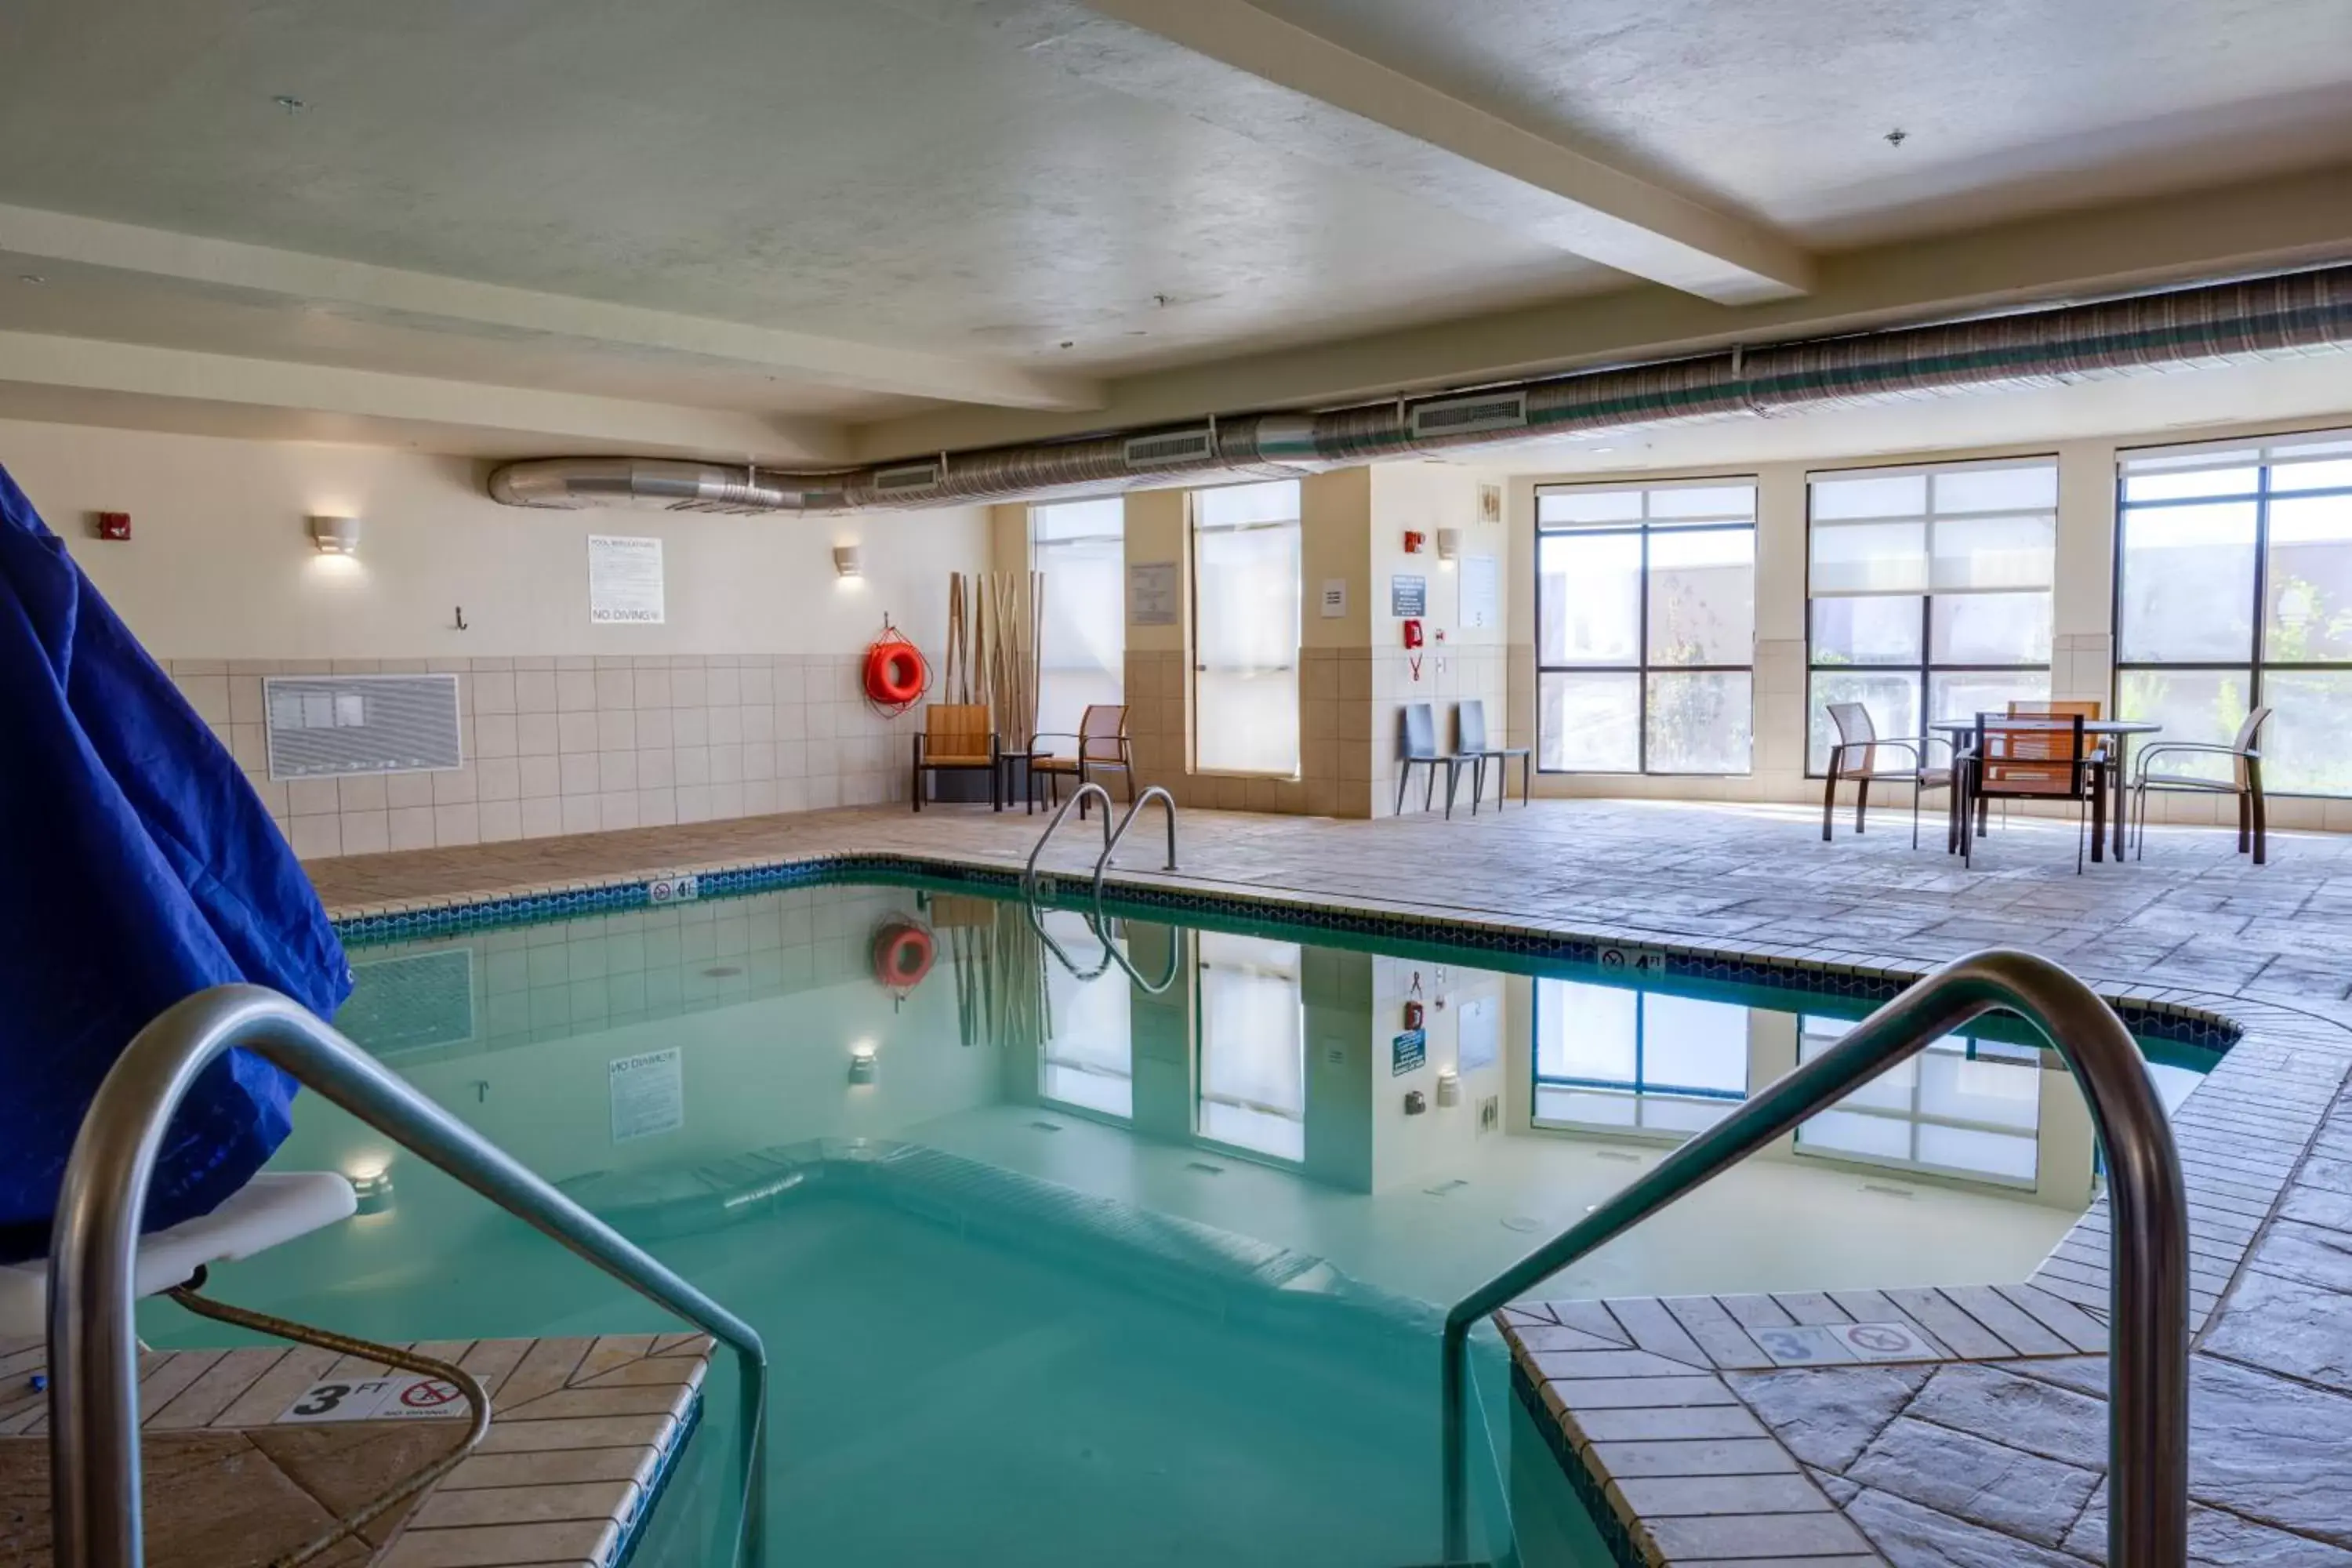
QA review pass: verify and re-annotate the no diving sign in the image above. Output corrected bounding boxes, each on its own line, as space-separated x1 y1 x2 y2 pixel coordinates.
278 1373 471 1424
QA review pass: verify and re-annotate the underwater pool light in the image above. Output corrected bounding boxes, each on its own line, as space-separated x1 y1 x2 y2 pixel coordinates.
347 1163 395 1215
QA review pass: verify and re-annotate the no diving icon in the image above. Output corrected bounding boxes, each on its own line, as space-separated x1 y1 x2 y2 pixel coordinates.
399 1378 462 1410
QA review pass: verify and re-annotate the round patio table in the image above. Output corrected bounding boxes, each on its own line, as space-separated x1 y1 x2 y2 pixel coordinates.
1926 718 2159 863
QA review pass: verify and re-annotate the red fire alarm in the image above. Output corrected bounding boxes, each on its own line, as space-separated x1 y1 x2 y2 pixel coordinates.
96 511 132 541
1403 529 1426 554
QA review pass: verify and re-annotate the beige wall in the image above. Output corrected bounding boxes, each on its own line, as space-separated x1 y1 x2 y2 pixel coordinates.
1001 462 1519 820
1509 412 2352 834
1367 462 1515 816
2 418 990 855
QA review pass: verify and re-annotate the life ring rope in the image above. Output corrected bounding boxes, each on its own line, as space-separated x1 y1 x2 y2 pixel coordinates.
862 625 930 716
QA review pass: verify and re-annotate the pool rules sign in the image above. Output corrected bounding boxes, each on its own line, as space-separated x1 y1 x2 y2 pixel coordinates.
588 534 665 624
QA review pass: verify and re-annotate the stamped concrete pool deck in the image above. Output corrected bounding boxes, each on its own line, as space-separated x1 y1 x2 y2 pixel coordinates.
289 798 2352 1563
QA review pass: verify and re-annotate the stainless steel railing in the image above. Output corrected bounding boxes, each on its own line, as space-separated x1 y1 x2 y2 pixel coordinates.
1022 782 1113 897
1093 786 1178 901
1438 948 2187 1567
1022 783 1184 994
45 984 770 1568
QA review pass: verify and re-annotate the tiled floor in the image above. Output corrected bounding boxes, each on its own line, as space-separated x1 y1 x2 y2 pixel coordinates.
0 1332 708 1568
183 800 2352 1561
310 797 2352 1020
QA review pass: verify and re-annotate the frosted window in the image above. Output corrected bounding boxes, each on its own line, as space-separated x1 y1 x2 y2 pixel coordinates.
2118 427 2352 796
1032 499 1126 743
1192 481 1301 775
1807 459 2056 775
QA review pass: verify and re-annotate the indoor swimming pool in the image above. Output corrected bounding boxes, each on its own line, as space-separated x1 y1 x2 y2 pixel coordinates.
140 876 2219 1566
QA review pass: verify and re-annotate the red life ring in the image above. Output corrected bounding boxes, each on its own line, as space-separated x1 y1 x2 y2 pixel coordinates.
863 640 926 706
871 920 935 992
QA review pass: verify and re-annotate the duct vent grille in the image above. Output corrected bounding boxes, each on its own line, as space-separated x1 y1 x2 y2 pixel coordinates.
873 462 942 494
1123 427 1217 469
265 674 463 781
1410 391 1528 439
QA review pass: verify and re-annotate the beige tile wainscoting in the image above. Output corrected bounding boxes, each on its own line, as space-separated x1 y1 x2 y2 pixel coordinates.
164 654 932 860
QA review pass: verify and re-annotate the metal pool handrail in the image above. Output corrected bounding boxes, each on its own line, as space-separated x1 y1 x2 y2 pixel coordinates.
1024 897 1185 996
1437 949 2187 1568
45 984 770 1568
1091 786 1178 902
1023 781 1113 897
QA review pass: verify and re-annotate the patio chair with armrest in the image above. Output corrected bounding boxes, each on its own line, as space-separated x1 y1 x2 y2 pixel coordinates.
1030 703 1134 816
1821 701 1953 849
1957 712 2104 873
910 702 1000 812
2131 706 2271 866
1453 699 1530 812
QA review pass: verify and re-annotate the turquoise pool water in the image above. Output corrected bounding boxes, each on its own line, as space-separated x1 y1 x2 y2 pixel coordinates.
145 878 2216 1566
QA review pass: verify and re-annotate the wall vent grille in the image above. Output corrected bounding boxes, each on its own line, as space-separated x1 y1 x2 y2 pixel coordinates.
338 948 475 1058
265 673 463 781
1410 391 1528 439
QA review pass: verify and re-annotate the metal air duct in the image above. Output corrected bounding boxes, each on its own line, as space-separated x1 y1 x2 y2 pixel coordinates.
489 263 2352 514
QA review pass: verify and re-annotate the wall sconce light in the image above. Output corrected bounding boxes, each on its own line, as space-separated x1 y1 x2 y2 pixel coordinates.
848 1040 878 1083
1435 1066 1463 1107
833 545 864 579
310 515 363 555
347 1163 395 1214
1435 528 1462 562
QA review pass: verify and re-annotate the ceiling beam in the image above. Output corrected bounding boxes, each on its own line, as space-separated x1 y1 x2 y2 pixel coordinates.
0 205 1105 415
1047 0 1813 303
0 330 848 461
850 161 2352 460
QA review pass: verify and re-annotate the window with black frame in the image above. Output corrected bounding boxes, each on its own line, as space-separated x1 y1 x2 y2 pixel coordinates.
1532 978 1748 1134
2114 429 2352 796
1534 480 1756 775
1806 459 2058 774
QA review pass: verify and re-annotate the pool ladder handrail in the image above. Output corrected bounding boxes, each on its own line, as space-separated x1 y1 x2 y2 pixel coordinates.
1022 784 1184 993
44 983 770 1568
1438 948 2188 1568
1091 785 1178 903
1022 783 1180 899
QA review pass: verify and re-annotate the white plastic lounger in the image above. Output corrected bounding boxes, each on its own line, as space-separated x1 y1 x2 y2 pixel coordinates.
0 1171 355 1338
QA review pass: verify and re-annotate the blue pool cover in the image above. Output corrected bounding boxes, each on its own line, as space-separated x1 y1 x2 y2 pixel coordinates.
0 466 350 1264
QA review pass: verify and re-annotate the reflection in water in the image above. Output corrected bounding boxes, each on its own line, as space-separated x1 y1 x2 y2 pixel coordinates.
1534 982 1748 1133
1798 1018 2042 1185
1196 933 1306 1161
313 879 2216 1314
1037 911 1135 1119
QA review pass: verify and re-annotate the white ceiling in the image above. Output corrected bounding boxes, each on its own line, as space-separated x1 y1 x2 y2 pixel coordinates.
1250 0 2352 243
0 0 2347 451
0 0 1606 376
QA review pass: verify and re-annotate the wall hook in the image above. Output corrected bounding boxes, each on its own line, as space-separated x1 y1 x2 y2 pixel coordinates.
453 605 469 631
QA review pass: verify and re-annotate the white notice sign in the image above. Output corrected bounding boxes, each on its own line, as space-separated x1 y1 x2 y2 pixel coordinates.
1461 554 1499 630
278 1373 470 1424
609 1047 684 1142
588 535 666 625
1319 578 1349 618
1129 561 1180 626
